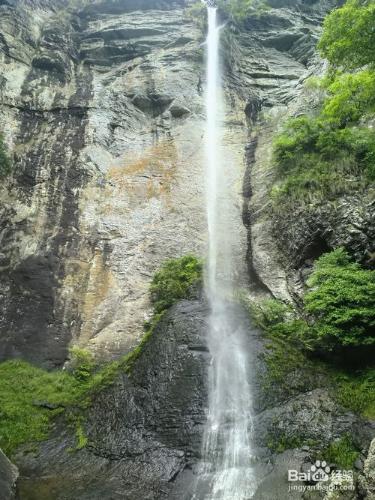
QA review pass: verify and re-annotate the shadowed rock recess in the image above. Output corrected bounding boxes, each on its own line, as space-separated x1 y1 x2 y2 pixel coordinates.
0 0 374 499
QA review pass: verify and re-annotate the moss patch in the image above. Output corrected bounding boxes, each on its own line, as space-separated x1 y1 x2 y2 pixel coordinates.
323 435 360 469
0 360 87 455
267 433 304 453
267 432 318 454
0 323 161 457
333 369 375 420
246 296 375 420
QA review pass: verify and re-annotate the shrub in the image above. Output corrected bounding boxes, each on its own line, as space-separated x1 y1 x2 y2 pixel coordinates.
274 117 375 177
305 248 375 350
271 115 375 206
249 250 375 353
322 70 375 126
318 0 375 71
69 347 95 381
267 432 306 453
323 435 359 469
334 369 375 419
0 134 11 178
150 255 202 313
248 298 290 330
271 0 375 209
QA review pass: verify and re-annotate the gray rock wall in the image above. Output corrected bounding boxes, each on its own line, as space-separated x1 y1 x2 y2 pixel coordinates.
0 448 18 500
0 0 255 367
0 0 210 366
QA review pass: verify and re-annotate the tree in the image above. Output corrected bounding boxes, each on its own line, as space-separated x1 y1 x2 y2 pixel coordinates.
318 0 375 70
322 70 375 126
304 248 375 350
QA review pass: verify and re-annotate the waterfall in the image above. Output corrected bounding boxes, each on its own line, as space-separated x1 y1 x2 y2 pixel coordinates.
194 6 257 499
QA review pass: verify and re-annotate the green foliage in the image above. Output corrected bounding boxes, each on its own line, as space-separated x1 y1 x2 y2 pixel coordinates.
334 369 375 419
323 435 360 469
322 70 375 126
271 115 375 206
123 312 164 374
150 255 202 314
318 0 375 71
262 336 310 386
0 134 11 178
74 419 88 450
69 347 95 381
248 250 375 353
217 0 269 23
272 0 375 209
247 298 295 332
0 360 87 455
247 298 314 349
0 337 162 455
185 1 207 29
305 248 375 350
267 432 307 453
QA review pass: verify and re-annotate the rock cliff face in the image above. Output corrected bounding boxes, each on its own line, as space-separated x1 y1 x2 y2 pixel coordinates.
240 2 374 300
0 0 202 366
0 0 251 367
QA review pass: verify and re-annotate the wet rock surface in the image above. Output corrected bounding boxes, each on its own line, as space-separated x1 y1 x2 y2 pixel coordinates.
0 449 18 500
15 298 209 499
358 438 375 499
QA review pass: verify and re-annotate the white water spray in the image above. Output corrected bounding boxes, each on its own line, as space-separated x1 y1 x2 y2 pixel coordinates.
195 6 257 499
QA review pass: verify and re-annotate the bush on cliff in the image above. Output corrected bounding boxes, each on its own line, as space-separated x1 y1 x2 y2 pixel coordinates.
321 70 375 126
247 250 375 418
271 115 375 204
150 255 202 313
304 248 375 350
69 346 96 381
254 249 375 351
318 0 375 70
271 0 375 208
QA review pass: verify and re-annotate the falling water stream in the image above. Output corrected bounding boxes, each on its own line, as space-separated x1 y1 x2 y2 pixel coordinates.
194 6 257 499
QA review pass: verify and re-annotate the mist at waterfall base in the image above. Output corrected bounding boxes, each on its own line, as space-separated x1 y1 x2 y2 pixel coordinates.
193 7 257 500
